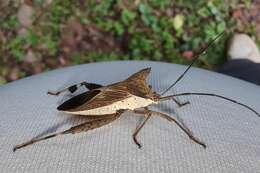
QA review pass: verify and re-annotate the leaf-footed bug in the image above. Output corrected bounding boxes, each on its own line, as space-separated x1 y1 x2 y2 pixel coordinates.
13 32 260 152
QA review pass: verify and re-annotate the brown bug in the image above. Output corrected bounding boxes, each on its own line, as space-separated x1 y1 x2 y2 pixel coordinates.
13 32 260 152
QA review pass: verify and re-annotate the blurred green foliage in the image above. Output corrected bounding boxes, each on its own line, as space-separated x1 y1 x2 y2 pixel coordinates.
0 0 258 83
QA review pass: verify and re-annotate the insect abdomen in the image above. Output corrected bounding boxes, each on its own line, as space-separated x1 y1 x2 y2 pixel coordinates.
64 95 155 115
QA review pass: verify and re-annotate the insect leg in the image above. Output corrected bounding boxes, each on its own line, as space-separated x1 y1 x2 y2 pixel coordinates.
172 97 190 107
147 110 206 148
47 82 103 96
13 112 121 152
131 111 152 148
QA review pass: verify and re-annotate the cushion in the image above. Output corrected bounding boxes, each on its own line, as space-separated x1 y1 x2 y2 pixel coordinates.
1 61 260 172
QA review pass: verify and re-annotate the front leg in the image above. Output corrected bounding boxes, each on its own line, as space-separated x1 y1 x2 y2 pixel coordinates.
47 82 103 96
132 111 152 148
171 97 190 108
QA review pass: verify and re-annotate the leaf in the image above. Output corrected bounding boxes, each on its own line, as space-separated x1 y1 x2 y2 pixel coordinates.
172 14 185 31
217 21 226 33
139 3 150 14
207 2 218 15
198 7 211 18
114 22 124 36
25 31 39 46
121 9 136 25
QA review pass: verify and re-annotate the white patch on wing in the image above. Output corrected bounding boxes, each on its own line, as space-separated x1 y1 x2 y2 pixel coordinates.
64 95 156 115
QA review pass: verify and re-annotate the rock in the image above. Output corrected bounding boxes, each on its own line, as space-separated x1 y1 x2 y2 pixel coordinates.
17 4 34 27
17 28 28 37
0 0 10 8
45 0 53 6
9 68 19 81
182 50 193 60
24 49 36 63
228 33 260 63
0 30 5 44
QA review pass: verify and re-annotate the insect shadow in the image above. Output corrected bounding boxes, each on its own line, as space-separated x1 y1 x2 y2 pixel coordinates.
33 116 78 139
13 32 260 152
36 90 102 138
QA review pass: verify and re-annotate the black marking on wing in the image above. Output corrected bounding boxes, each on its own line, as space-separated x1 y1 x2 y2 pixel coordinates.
68 85 78 93
82 82 103 90
57 90 101 111
63 86 130 112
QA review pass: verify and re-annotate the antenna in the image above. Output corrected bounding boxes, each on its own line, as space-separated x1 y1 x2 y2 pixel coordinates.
161 32 225 95
160 92 260 118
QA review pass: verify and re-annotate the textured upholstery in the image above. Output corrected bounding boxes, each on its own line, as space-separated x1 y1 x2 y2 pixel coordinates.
1 61 260 173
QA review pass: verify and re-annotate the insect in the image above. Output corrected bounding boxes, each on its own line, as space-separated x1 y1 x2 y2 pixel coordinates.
13 32 260 152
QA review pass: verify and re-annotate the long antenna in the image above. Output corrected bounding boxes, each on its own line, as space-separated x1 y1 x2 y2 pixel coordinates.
160 92 260 118
161 32 225 95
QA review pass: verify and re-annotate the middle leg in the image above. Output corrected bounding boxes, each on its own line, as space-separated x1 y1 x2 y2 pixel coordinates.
132 112 152 148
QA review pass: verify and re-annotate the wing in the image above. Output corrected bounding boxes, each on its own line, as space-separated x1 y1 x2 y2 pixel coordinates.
57 90 101 111
57 84 130 112
123 67 152 98
58 67 153 112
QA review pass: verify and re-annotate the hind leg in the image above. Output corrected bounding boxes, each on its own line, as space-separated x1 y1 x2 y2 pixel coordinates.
13 111 122 152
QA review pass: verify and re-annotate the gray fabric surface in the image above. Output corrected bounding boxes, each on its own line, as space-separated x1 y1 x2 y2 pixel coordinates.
0 61 260 173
